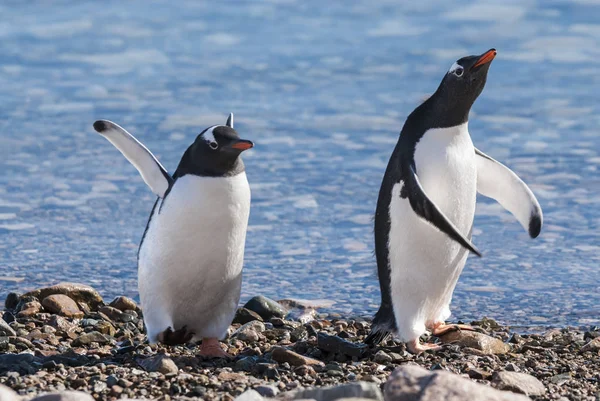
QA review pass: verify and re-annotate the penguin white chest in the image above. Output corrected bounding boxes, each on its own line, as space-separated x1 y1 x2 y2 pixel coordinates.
138 172 251 341
387 123 476 341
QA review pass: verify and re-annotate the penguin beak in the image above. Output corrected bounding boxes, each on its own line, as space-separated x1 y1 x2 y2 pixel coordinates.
229 139 254 151
472 49 496 70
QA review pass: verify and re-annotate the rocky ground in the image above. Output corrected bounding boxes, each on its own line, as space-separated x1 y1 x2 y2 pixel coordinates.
0 283 598 401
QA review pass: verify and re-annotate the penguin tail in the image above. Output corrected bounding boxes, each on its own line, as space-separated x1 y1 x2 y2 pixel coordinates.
365 303 396 346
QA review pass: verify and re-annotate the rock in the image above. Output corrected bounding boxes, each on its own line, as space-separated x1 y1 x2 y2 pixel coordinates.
244 296 287 320
99 306 136 322
550 373 572 385
373 350 392 364
72 331 111 346
492 371 546 396
109 296 139 312
5 293 21 310
0 316 16 337
438 331 510 355
0 384 20 401
31 391 95 401
317 333 368 357
467 368 492 380
293 382 383 401
23 283 103 310
384 365 530 401
235 389 264 401
580 337 600 352
272 347 325 367
16 300 42 317
233 308 264 324
138 354 178 376
48 315 74 331
232 321 266 342
41 295 84 318
254 384 279 397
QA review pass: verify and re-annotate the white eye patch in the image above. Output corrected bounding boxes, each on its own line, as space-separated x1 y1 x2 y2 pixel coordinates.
448 62 462 74
203 126 219 148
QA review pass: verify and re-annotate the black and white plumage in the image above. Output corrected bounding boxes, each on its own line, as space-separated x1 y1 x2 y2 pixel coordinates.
93 114 254 357
365 49 543 353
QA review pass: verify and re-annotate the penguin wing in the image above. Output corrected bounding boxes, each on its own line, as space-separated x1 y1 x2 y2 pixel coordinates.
405 164 482 257
475 148 543 238
93 120 173 198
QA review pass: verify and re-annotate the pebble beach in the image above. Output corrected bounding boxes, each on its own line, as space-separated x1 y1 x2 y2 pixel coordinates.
0 283 598 401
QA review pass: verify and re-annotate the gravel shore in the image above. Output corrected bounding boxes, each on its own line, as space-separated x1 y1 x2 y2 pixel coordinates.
0 283 598 401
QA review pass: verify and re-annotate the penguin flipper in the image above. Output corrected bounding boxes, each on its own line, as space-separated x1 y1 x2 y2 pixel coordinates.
404 165 482 257
93 120 173 198
475 148 543 238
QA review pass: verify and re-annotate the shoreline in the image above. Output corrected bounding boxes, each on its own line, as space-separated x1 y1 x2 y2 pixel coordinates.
0 283 598 400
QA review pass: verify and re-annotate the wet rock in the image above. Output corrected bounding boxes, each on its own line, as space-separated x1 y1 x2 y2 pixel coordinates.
293 381 383 401
138 354 178 376
272 346 325 367
108 296 139 312
72 331 111 346
254 384 279 397
235 389 264 401
23 283 104 310
439 331 510 355
0 316 16 337
317 332 367 357
16 300 42 317
580 337 600 353
4 293 20 310
42 294 84 318
232 321 266 342
233 308 264 324
384 365 529 401
0 384 20 401
492 371 546 396
31 391 95 401
244 296 287 321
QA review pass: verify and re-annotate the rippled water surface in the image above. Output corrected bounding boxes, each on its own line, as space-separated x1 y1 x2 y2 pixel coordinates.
1 0 599 329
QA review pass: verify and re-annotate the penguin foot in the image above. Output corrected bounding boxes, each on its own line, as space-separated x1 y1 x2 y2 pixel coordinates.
198 338 230 359
157 325 195 345
407 339 442 354
431 323 475 337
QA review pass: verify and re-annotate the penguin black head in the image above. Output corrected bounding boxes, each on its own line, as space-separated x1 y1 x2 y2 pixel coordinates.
174 113 254 178
424 49 497 127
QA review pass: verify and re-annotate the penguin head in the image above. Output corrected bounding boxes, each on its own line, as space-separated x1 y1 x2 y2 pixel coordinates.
177 113 254 177
431 49 496 123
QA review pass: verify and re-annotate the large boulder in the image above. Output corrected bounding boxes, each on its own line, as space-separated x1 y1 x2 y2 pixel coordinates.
22 283 103 310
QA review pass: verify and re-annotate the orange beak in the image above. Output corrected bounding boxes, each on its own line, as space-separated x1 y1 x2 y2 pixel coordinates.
472 49 497 69
230 139 254 151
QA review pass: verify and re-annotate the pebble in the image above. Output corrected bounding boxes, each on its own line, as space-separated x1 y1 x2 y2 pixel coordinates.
72 331 111 346
292 381 383 401
272 347 325 367
138 354 179 376
373 350 392 364
232 321 266 342
0 316 16 337
243 296 287 320
109 296 139 312
580 337 600 352
492 371 547 396
317 332 367 357
31 391 95 401
439 330 510 354
254 384 279 397
233 308 264 324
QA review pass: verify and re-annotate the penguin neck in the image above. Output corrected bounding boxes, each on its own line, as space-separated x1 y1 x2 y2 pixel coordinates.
174 147 245 179
424 87 473 129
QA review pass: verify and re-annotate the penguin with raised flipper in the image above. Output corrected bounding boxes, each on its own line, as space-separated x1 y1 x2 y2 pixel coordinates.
365 50 543 353
93 113 253 358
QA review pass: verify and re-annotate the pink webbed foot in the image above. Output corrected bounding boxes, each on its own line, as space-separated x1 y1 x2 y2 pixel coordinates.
198 338 230 359
430 322 475 337
407 339 442 354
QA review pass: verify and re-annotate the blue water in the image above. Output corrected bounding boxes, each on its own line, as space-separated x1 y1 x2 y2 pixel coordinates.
1 1 599 329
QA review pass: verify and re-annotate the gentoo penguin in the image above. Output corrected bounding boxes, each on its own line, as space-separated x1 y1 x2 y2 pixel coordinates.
93 114 253 358
365 49 543 353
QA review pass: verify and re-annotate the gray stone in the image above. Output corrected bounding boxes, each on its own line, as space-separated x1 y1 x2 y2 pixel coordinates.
492 371 546 396
384 365 530 401
233 308 264 324
232 320 266 342
72 331 111 346
23 283 104 310
138 354 178 376
243 295 287 320
272 347 324 367
294 382 383 401
317 333 368 357
31 391 94 401
0 316 16 337
235 389 264 401
373 350 392 364
580 337 600 352
0 384 20 401
439 331 510 355
4 293 20 310
254 385 279 397
41 294 84 318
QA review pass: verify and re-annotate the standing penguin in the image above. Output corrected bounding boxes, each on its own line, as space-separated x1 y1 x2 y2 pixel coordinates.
93 114 253 357
365 49 543 353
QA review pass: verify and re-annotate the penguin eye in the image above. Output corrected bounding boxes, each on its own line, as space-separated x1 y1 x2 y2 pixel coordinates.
453 67 464 77
209 142 218 150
